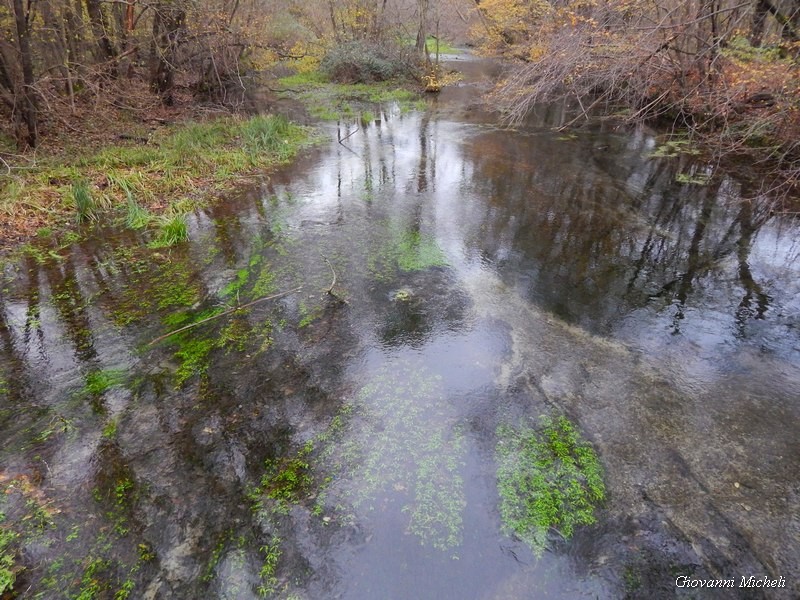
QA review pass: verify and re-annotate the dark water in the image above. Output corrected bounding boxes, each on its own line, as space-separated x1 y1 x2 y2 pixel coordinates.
1 58 799 599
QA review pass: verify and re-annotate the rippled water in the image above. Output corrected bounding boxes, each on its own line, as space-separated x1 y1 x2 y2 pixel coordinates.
1 58 798 599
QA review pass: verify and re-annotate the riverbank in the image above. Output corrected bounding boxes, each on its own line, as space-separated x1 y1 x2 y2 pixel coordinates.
0 112 313 253
0 74 428 258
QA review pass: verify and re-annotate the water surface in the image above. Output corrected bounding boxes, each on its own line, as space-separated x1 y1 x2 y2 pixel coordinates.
1 59 798 599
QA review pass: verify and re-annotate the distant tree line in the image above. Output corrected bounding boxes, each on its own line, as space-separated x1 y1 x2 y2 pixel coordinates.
0 0 448 150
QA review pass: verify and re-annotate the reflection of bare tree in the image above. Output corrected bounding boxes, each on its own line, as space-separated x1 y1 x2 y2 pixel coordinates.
460 129 786 335
670 191 714 334
0 298 31 405
733 201 772 335
45 255 98 363
21 255 45 355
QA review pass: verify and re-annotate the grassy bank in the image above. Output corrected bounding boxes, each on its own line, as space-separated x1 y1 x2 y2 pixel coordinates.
0 114 315 252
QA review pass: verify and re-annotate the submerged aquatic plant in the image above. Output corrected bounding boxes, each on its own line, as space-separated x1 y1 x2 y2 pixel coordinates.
369 224 448 279
0 525 17 595
83 368 127 396
496 415 605 556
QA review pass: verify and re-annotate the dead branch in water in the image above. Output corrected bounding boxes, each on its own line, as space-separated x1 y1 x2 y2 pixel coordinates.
323 255 349 304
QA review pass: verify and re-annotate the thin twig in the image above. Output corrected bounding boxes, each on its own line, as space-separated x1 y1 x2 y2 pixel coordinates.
147 286 302 346
340 125 359 142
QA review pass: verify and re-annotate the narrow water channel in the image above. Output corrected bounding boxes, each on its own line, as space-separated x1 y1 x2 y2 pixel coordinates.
1 57 798 599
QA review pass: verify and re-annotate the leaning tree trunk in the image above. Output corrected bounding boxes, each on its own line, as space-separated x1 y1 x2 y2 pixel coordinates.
11 0 37 148
150 0 186 105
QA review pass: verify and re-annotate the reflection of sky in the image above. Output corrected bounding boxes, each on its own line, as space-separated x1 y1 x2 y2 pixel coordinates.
2 97 797 599
268 105 800 392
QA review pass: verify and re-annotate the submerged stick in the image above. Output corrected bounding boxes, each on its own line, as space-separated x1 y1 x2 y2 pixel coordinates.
147 286 302 346
323 256 337 295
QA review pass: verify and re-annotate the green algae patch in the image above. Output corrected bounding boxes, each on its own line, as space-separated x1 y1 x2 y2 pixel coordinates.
496 416 605 556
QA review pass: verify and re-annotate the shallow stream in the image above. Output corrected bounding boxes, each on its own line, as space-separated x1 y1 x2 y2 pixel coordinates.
1 57 799 599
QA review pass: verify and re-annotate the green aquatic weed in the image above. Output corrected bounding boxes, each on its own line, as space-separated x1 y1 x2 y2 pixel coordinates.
496 415 605 556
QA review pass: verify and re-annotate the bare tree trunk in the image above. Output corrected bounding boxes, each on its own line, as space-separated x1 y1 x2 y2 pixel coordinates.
750 0 769 46
11 0 38 148
415 0 429 56
86 0 119 75
150 0 186 105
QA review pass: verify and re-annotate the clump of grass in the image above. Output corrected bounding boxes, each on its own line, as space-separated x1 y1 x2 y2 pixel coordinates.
149 213 189 248
496 415 606 556
124 192 151 229
72 179 96 223
242 115 293 160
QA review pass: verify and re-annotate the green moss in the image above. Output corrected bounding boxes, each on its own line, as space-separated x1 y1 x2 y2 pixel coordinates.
219 252 276 301
495 416 605 556
102 419 118 439
174 337 216 387
298 301 323 328
221 267 251 298
109 250 202 326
